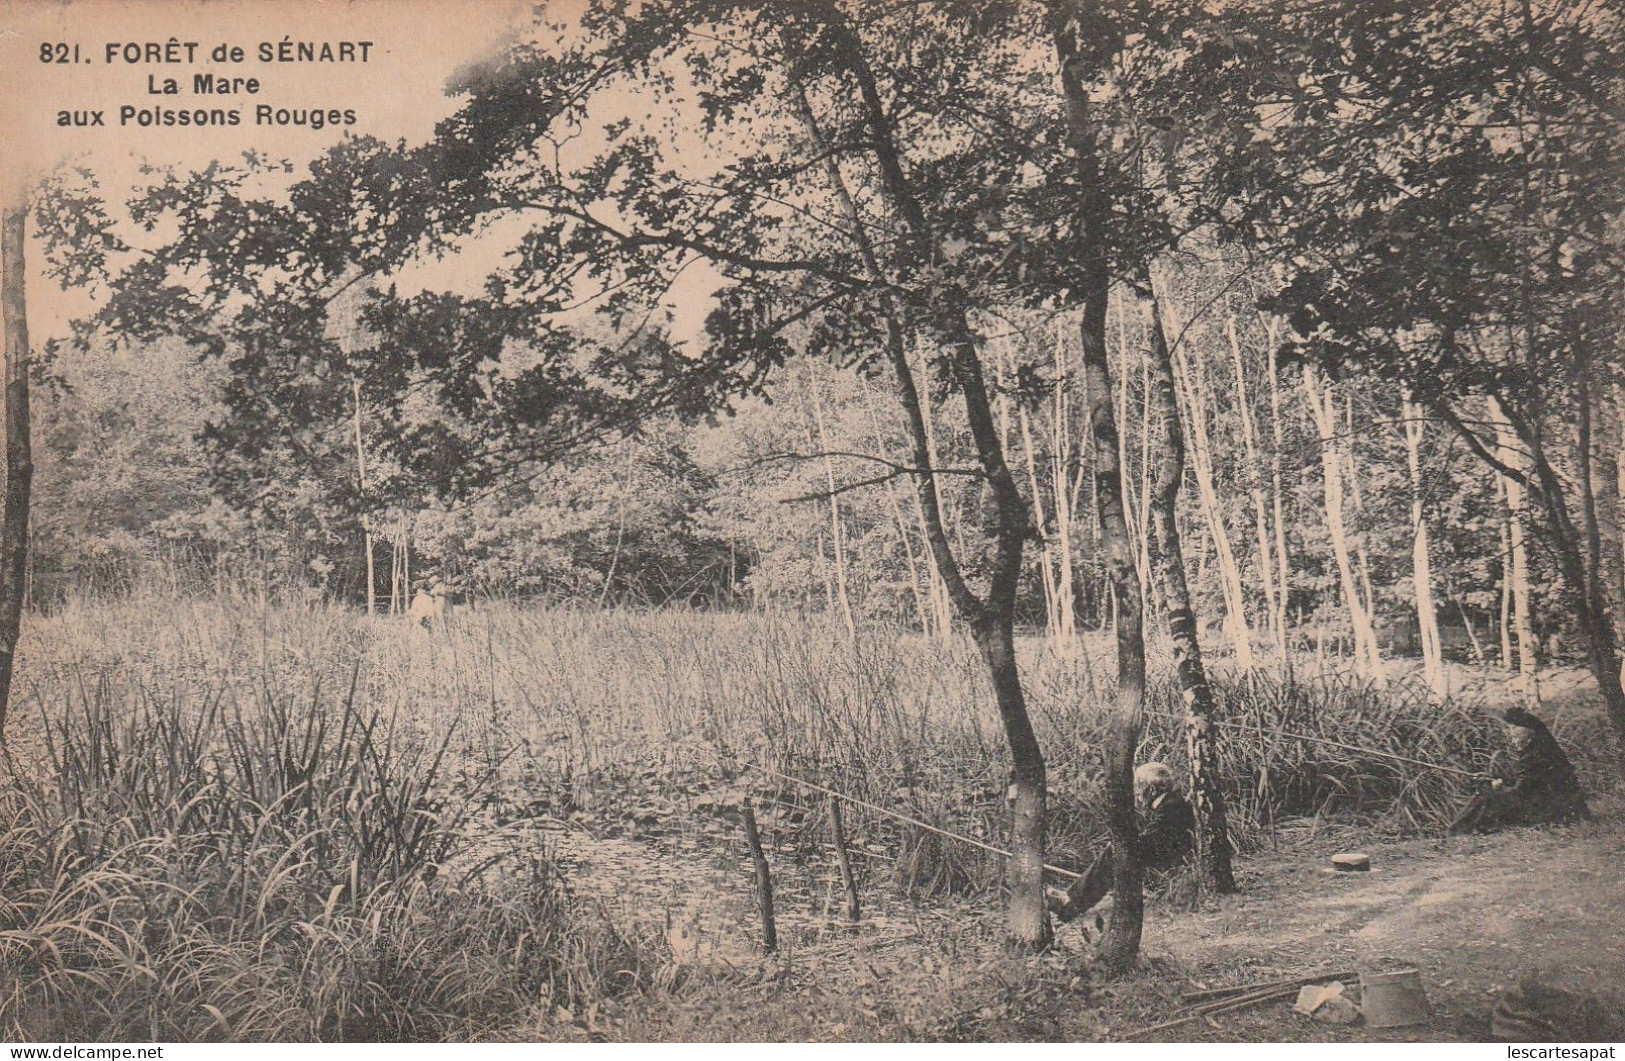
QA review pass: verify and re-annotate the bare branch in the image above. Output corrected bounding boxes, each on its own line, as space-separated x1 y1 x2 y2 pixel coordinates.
741 449 984 480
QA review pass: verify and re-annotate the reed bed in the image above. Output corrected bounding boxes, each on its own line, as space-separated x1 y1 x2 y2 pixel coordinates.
0 587 1611 1038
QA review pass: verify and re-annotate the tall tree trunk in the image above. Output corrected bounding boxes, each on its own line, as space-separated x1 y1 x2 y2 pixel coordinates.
865 392 933 635
1144 288 1236 896
1161 281 1255 670
1019 404 1063 639
1303 364 1382 677
1266 319 1292 661
1112 298 1153 595
1346 395 1381 657
353 378 376 616
0 189 33 737
1489 397 1539 703
810 383 857 639
1227 317 1279 651
1402 395 1447 701
942 305 1049 949
1051 318 1081 642
1054 1 1146 971
1499 511 1515 669
913 349 956 639
1082 292 1146 971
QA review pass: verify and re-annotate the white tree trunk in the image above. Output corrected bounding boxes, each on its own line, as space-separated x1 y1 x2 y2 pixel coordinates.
1266 319 1292 662
352 378 375 616
1303 364 1382 678
865 391 933 636
1500 511 1515 669
912 339 955 639
1159 283 1255 670
1019 404 1067 640
1402 394 1447 701
1113 296 1154 597
1489 396 1539 703
809 382 856 639
1227 317 1280 651
1051 316 1079 641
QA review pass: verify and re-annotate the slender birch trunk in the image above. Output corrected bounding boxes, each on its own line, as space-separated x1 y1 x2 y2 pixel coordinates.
1266 319 1291 659
1019 404 1063 639
1137 356 1157 605
352 378 376 616
1055 4 1146 969
1160 284 1255 669
797 51 1048 944
1346 395 1380 651
810 383 856 639
1303 364 1382 676
390 533 401 613
912 343 955 639
1145 288 1235 895
1402 394 1447 700
1227 317 1280 650
1499 511 1515 669
1113 297 1153 596
1051 318 1079 641
1489 397 1538 703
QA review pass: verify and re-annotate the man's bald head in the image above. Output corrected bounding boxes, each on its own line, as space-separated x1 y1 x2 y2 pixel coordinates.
1134 762 1177 803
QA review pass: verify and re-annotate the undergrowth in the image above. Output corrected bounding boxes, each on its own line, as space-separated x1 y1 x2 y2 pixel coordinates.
1 587 1613 1038
0 616 654 1041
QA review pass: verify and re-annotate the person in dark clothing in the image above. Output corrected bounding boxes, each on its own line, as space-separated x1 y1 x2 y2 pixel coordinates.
1049 762 1195 924
1450 706 1590 834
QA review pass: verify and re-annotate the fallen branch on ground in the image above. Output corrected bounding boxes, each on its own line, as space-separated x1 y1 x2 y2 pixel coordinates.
1180 968 1357 1004
1124 970 1360 1041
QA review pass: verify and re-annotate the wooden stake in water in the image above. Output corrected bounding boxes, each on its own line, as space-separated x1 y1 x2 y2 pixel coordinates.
827 796 860 923
740 800 777 952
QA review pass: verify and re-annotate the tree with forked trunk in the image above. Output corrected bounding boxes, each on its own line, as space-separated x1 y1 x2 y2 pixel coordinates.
1140 280 1237 896
1050 0 1149 968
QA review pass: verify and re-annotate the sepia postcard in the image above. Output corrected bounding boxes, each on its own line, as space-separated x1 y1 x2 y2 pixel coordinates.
0 0 1620 1047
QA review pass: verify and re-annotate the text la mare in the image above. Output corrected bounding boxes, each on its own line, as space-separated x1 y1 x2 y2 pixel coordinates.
148 73 261 95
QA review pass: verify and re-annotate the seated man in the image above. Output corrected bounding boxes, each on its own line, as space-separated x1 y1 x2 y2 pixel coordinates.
1049 762 1195 924
1451 706 1590 834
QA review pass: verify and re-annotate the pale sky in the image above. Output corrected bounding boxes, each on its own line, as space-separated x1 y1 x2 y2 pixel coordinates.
0 0 729 347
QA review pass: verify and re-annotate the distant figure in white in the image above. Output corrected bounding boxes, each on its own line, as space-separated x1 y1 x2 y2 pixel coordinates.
407 580 448 628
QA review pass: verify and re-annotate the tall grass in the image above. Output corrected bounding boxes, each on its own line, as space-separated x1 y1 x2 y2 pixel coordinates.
0 594 653 1041
1 587 1612 1037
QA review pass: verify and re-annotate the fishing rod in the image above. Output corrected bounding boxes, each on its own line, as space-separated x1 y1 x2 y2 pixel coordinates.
683 710 1487 881
691 742 1083 880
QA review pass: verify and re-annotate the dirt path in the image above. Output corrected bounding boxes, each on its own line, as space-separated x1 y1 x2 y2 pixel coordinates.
1123 818 1625 1041
598 814 1625 1042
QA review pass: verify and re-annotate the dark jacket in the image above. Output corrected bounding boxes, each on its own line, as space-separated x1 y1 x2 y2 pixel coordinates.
1135 789 1196 871
1506 713 1590 824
